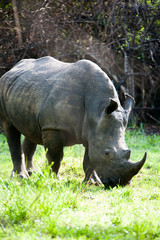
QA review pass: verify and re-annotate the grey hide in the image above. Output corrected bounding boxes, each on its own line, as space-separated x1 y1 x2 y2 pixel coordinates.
0 56 146 188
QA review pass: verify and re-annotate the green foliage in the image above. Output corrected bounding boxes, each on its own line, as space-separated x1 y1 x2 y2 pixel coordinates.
0 130 160 239
0 1 11 10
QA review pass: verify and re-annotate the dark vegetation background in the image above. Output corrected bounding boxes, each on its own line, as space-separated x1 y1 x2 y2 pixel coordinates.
0 0 160 132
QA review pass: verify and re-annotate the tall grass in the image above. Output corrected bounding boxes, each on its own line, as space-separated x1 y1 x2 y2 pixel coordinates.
0 129 160 239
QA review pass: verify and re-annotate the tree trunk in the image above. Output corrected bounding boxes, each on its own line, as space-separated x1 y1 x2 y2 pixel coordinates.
12 0 23 46
124 52 135 98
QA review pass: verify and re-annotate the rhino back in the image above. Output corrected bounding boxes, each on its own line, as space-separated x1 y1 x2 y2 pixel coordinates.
38 58 119 145
0 57 85 144
0 56 119 145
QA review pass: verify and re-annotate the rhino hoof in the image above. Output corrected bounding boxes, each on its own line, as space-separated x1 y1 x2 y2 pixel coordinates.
11 170 29 179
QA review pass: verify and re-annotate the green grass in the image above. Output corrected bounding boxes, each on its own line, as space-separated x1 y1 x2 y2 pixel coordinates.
0 129 160 239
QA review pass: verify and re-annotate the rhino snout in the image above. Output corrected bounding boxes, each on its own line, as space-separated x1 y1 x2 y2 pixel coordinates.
101 176 130 189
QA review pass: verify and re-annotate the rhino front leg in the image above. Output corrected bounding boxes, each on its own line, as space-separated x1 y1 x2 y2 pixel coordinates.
83 148 102 185
3 122 28 178
22 137 37 176
42 130 64 176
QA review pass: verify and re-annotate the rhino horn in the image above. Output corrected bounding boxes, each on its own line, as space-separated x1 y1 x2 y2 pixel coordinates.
127 152 147 177
123 94 135 121
123 149 131 160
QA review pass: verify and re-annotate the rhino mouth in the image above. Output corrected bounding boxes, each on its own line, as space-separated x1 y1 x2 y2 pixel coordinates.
101 176 129 189
101 177 119 188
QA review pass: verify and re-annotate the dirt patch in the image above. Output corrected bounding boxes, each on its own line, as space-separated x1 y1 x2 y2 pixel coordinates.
144 125 160 135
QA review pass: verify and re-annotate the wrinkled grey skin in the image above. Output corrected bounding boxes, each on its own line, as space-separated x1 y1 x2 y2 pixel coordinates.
0 56 146 188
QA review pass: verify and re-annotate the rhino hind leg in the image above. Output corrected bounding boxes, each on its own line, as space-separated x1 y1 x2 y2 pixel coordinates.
22 137 37 176
42 130 64 176
2 122 28 178
83 148 102 185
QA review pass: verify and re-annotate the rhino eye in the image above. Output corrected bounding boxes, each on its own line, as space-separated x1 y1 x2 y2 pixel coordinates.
105 150 110 156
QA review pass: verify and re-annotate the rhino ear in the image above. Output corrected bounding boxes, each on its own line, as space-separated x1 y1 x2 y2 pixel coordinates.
105 98 118 115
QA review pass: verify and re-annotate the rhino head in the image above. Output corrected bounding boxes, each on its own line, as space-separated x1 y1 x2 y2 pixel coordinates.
88 94 146 188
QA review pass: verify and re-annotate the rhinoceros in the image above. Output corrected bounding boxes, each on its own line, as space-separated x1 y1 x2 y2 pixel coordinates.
0 56 146 188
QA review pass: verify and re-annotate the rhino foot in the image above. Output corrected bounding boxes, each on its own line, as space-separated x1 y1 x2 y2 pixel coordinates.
27 167 36 176
11 170 29 179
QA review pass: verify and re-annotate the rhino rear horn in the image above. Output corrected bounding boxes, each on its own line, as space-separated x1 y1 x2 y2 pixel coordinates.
123 149 131 160
105 98 118 115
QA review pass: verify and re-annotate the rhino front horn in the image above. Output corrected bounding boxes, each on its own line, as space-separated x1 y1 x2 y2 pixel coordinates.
129 152 147 176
